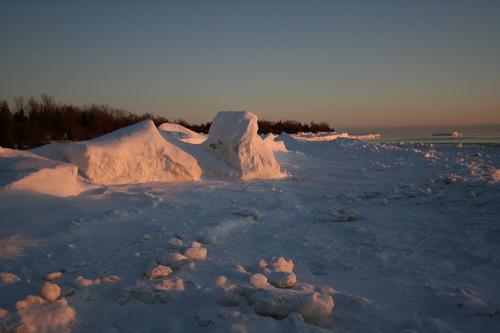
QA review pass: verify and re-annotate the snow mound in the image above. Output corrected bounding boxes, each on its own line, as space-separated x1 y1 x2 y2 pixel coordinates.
0 289 75 333
247 288 334 323
33 120 202 184
215 257 334 325
203 111 286 180
219 281 334 324
0 147 89 196
158 122 208 144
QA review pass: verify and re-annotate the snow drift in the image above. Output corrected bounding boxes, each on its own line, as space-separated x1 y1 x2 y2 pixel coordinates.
32 120 203 185
203 111 286 180
0 148 89 197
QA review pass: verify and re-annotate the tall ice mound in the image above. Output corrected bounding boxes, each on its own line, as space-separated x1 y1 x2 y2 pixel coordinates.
203 111 285 180
34 120 202 184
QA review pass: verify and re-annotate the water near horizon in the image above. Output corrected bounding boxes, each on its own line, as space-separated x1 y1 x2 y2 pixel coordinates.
337 124 500 146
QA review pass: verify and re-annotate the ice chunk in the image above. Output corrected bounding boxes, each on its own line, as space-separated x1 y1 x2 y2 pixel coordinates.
159 252 189 266
266 271 297 288
166 238 186 252
214 275 228 288
184 247 207 261
43 272 62 281
70 276 99 289
267 257 294 273
203 111 285 180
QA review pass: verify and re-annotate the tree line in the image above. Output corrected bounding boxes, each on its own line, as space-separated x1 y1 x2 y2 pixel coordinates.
0 95 333 149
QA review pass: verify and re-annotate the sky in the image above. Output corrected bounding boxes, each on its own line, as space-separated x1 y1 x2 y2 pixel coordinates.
1 1 499 128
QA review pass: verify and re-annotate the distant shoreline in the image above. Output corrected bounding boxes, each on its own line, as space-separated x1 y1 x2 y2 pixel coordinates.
337 124 500 137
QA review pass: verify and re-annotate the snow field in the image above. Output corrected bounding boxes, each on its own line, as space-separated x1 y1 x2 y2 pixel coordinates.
1 113 499 332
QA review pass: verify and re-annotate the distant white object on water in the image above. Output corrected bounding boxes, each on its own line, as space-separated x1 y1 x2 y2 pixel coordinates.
432 131 462 136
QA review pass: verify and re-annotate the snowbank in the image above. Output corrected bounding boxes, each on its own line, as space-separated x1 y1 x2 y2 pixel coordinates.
203 111 286 180
0 147 89 197
33 120 202 184
2 113 291 194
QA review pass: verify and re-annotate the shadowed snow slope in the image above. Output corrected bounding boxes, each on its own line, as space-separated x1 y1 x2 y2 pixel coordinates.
32 120 202 185
203 111 286 180
0 148 89 197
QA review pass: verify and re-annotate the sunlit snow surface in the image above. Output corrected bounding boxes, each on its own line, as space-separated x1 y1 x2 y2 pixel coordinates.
1 114 499 332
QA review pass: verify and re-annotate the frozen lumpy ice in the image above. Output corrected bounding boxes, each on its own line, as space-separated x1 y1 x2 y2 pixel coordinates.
250 257 297 288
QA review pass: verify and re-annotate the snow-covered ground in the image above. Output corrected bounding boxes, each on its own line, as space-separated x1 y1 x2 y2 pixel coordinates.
1 111 499 332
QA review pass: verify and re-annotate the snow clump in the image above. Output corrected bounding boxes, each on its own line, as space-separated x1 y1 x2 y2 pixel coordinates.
183 241 208 261
217 257 334 325
250 257 297 288
0 285 75 332
39 282 61 302
146 261 173 280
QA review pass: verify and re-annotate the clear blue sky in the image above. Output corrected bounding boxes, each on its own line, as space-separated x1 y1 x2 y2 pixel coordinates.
1 0 499 128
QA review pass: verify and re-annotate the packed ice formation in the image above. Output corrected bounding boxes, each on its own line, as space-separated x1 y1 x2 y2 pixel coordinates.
203 111 286 180
1 111 289 196
31 119 203 185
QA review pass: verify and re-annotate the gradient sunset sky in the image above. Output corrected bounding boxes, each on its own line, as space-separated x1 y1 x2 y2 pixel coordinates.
1 1 499 128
